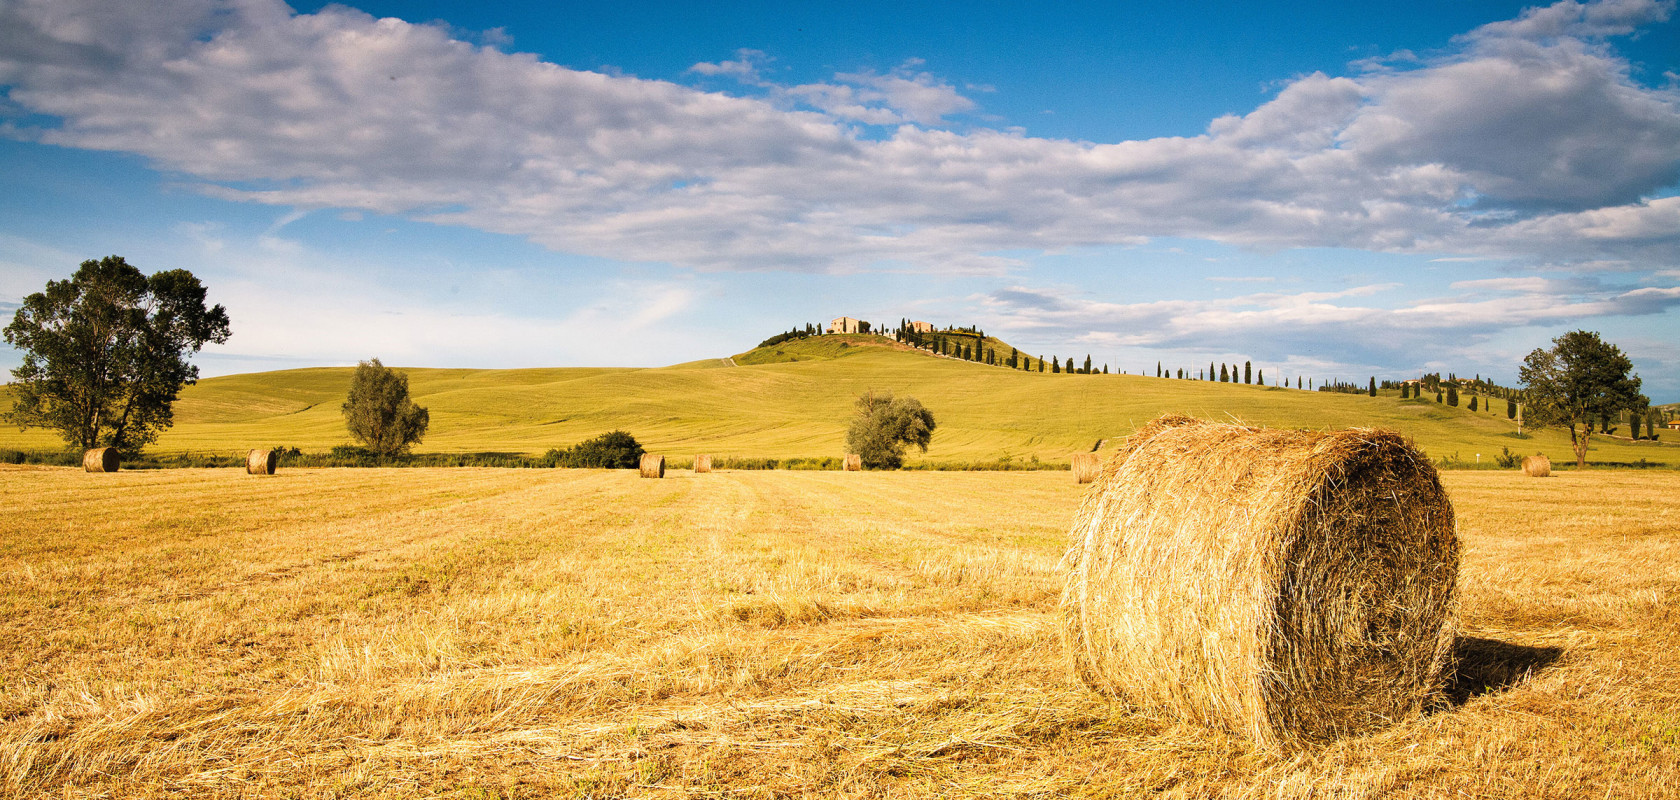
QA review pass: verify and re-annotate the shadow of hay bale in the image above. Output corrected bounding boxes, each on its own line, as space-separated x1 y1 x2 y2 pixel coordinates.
1446 636 1563 705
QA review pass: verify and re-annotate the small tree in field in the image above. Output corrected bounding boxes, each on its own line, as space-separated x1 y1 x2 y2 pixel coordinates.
1520 330 1646 468
845 390 935 469
343 358 430 457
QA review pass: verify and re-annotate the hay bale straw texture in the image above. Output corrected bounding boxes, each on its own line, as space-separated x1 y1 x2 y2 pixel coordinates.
1521 454 1551 477
844 453 862 471
1059 415 1458 749
1071 452 1102 484
246 449 279 475
694 454 712 473
82 447 119 473
639 453 665 478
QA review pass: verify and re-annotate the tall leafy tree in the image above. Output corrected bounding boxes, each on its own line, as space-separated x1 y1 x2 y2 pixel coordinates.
845 390 935 469
4 256 231 452
1520 330 1646 468
343 358 431 457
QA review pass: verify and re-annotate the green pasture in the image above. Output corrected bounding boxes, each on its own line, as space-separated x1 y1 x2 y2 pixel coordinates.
2 334 1673 467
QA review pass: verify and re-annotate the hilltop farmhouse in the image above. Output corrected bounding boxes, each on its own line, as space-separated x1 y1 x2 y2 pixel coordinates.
828 316 871 334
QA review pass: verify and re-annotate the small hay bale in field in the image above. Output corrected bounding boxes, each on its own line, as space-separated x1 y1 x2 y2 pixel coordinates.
1521 454 1551 477
639 453 665 478
83 447 119 473
694 454 712 473
844 453 862 471
246 448 279 475
1071 452 1102 484
1060 414 1458 749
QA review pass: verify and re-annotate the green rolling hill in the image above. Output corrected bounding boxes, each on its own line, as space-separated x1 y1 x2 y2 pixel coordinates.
2 334 1674 467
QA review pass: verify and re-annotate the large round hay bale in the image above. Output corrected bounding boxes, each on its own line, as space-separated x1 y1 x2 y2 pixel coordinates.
1071 452 1102 484
639 453 665 478
246 449 279 475
694 454 712 473
1060 415 1458 749
844 453 862 471
1521 454 1551 477
82 447 119 473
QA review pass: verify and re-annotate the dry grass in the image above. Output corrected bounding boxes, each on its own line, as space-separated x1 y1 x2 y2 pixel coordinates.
1 466 1677 797
1061 416 1458 748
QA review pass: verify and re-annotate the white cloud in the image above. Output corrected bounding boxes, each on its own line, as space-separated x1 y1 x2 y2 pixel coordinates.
1468 0 1673 40
0 0 1675 278
978 276 1680 371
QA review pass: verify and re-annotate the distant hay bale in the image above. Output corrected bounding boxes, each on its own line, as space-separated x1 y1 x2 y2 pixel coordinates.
82 447 119 473
844 453 862 471
246 449 279 475
1071 452 1102 484
1521 454 1551 477
1060 415 1459 749
639 453 665 478
694 454 712 473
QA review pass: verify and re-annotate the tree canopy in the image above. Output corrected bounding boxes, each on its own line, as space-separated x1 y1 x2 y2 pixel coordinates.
845 390 936 469
3 256 230 451
1519 330 1646 467
342 358 431 457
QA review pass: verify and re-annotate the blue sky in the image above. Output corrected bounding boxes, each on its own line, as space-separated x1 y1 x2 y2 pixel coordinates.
2 0 1678 399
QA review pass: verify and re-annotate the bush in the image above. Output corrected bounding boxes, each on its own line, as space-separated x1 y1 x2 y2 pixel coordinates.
550 430 644 468
845 391 936 469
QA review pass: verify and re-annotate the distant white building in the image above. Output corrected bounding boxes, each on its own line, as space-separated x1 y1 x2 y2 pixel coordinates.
828 316 870 334
910 320 935 333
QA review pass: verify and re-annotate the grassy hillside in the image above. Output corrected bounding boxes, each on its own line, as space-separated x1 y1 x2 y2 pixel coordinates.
2 334 1675 466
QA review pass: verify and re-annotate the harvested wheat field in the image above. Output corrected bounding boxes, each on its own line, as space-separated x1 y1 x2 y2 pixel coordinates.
2 466 1678 798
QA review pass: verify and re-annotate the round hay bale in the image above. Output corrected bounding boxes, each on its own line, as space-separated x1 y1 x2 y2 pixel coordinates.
1071 452 1102 484
844 453 862 471
694 454 712 473
1060 415 1458 749
246 448 279 475
1520 454 1551 477
82 447 119 473
639 453 665 478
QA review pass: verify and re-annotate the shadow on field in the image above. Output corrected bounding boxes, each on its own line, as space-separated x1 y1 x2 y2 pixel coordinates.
1446 636 1563 705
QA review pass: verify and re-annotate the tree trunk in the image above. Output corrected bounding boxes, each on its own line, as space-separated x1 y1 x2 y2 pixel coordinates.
1570 423 1590 468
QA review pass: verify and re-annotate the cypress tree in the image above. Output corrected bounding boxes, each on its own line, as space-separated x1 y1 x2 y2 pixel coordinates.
1051 356 1060 373
1507 398 1516 419
1157 361 1162 378
1103 364 1109 374
1257 369 1264 386
1447 386 1459 406
1244 361 1252 384
1436 390 1443 403
1469 395 1478 411
1368 377 1376 397
1209 362 1214 381
1038 357 1045 373
1220 364 1228 382
1083 355 1093 374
